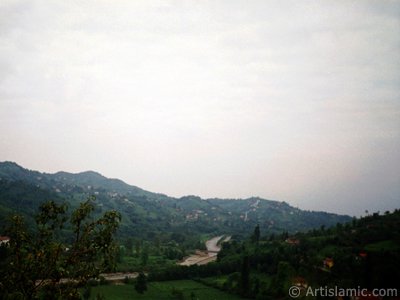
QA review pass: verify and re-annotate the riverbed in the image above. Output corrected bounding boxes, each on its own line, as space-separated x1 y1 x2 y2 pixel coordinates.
179 235 231 266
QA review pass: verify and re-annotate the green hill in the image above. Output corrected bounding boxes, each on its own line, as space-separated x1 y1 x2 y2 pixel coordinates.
0 161 351 240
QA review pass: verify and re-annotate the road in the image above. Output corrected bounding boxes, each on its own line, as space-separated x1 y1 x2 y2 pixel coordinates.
100 272 138 281
39 272 139 286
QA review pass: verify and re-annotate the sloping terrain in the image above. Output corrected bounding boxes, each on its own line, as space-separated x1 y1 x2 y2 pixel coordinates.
0 161 351 238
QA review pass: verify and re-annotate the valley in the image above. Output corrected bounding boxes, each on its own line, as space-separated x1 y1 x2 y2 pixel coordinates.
1 161 398 299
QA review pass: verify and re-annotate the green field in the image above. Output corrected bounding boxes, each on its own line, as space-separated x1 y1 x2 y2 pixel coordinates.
116 254 177 272
86 280 245 300
365 240 400 252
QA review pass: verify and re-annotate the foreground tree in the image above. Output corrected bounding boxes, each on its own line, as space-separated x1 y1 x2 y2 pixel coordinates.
0 197 121 299
239 255 250 296
251 224 260 244
134 272 147 294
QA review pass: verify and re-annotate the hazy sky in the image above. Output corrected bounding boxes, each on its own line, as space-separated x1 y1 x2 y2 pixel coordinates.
1 1 399 216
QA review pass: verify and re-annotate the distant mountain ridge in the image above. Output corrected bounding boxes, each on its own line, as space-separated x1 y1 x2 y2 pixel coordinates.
0 161 162 198
0 161 352 238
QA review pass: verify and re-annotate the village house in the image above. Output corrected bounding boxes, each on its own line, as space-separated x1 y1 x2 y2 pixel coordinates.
0 236 10 246
323 257 334 269
359 251 368 258
285 237 300 245
292 276 308 289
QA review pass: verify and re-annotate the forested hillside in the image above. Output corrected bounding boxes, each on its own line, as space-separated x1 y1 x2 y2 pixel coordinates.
150 210 400 299
0 162 397 299
0 161 351 241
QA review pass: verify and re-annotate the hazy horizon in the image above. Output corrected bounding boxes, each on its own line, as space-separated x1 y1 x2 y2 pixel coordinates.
1 1 399 216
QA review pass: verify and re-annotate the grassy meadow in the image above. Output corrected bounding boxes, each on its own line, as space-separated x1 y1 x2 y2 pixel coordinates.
85 279 245 300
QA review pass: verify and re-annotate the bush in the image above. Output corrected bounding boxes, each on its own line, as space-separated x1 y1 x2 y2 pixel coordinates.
171 287 185 300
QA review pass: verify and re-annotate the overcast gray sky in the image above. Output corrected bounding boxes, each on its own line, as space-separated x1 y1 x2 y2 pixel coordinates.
1 1 399 216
